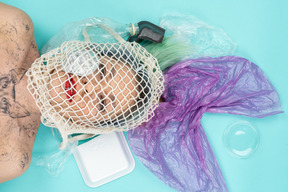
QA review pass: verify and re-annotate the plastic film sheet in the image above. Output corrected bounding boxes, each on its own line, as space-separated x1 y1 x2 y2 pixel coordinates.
128 56 283 192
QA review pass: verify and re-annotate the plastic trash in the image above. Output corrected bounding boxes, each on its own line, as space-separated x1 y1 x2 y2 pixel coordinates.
142 13 237 70
160 13 237 58
128 56 283 192
41 17 135 54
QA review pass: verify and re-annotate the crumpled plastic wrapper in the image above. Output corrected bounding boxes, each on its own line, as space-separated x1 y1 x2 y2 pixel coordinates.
41 17 128 54
142 13 237 71
160 13 237 59
32 128 78 176
128 56 283 192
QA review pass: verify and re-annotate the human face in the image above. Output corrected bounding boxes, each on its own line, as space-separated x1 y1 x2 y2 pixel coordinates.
47 56 138 124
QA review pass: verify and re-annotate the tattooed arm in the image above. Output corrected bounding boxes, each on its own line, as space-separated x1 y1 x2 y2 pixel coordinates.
0 3 41 183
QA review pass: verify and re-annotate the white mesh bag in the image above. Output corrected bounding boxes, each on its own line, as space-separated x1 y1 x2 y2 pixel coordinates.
26 21 164 149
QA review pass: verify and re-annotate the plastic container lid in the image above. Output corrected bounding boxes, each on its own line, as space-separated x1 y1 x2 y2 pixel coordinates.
73 132 135 187
223 121 260 158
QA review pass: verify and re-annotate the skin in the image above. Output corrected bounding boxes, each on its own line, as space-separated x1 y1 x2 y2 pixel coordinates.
0 3 41 183
0 3 139 183
48 56 138 123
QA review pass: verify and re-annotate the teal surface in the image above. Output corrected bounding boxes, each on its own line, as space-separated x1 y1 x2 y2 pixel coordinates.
1 0 288 192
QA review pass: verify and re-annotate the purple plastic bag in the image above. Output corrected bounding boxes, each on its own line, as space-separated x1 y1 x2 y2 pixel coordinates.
128 56 283 192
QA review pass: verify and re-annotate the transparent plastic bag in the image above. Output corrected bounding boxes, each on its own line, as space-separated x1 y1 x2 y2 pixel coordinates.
41 17 133 54
160 13 237 58
36 14 239 178
34 16 163 175
142 13 237 70
32 128 78 176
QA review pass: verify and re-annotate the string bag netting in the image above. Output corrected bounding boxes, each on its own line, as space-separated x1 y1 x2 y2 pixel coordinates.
26 20 164 150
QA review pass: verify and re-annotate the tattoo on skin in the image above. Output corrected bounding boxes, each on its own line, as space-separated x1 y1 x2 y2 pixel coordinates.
0 14 34 63
0 118 35 170
0 120 17 162
0 138 12 162
12 14 30 34
0 22 17 37
19 120 38 138
25 24 30 32
0 69 30 118
0 12 40 171
19 151 29 170
30 41 36 49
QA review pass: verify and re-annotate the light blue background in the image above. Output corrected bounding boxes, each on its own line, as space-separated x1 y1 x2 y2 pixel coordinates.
1 0 288 192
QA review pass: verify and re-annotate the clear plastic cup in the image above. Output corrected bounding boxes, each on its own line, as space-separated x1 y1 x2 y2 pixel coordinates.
223 121 260 159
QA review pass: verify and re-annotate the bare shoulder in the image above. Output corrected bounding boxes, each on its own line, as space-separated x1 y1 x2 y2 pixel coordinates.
0 3 34 36
0 114 40 183
0 3 38 72
0 64 41 184
0 3 40 183
0 65 40 184
0 69 41 182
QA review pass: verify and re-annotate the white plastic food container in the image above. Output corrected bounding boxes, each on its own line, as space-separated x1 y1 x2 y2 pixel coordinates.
73 132 135 187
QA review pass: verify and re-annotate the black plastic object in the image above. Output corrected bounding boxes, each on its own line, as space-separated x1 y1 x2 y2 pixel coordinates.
128 21 165 44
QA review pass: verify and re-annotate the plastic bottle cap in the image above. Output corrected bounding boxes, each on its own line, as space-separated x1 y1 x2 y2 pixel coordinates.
223 121 260 158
